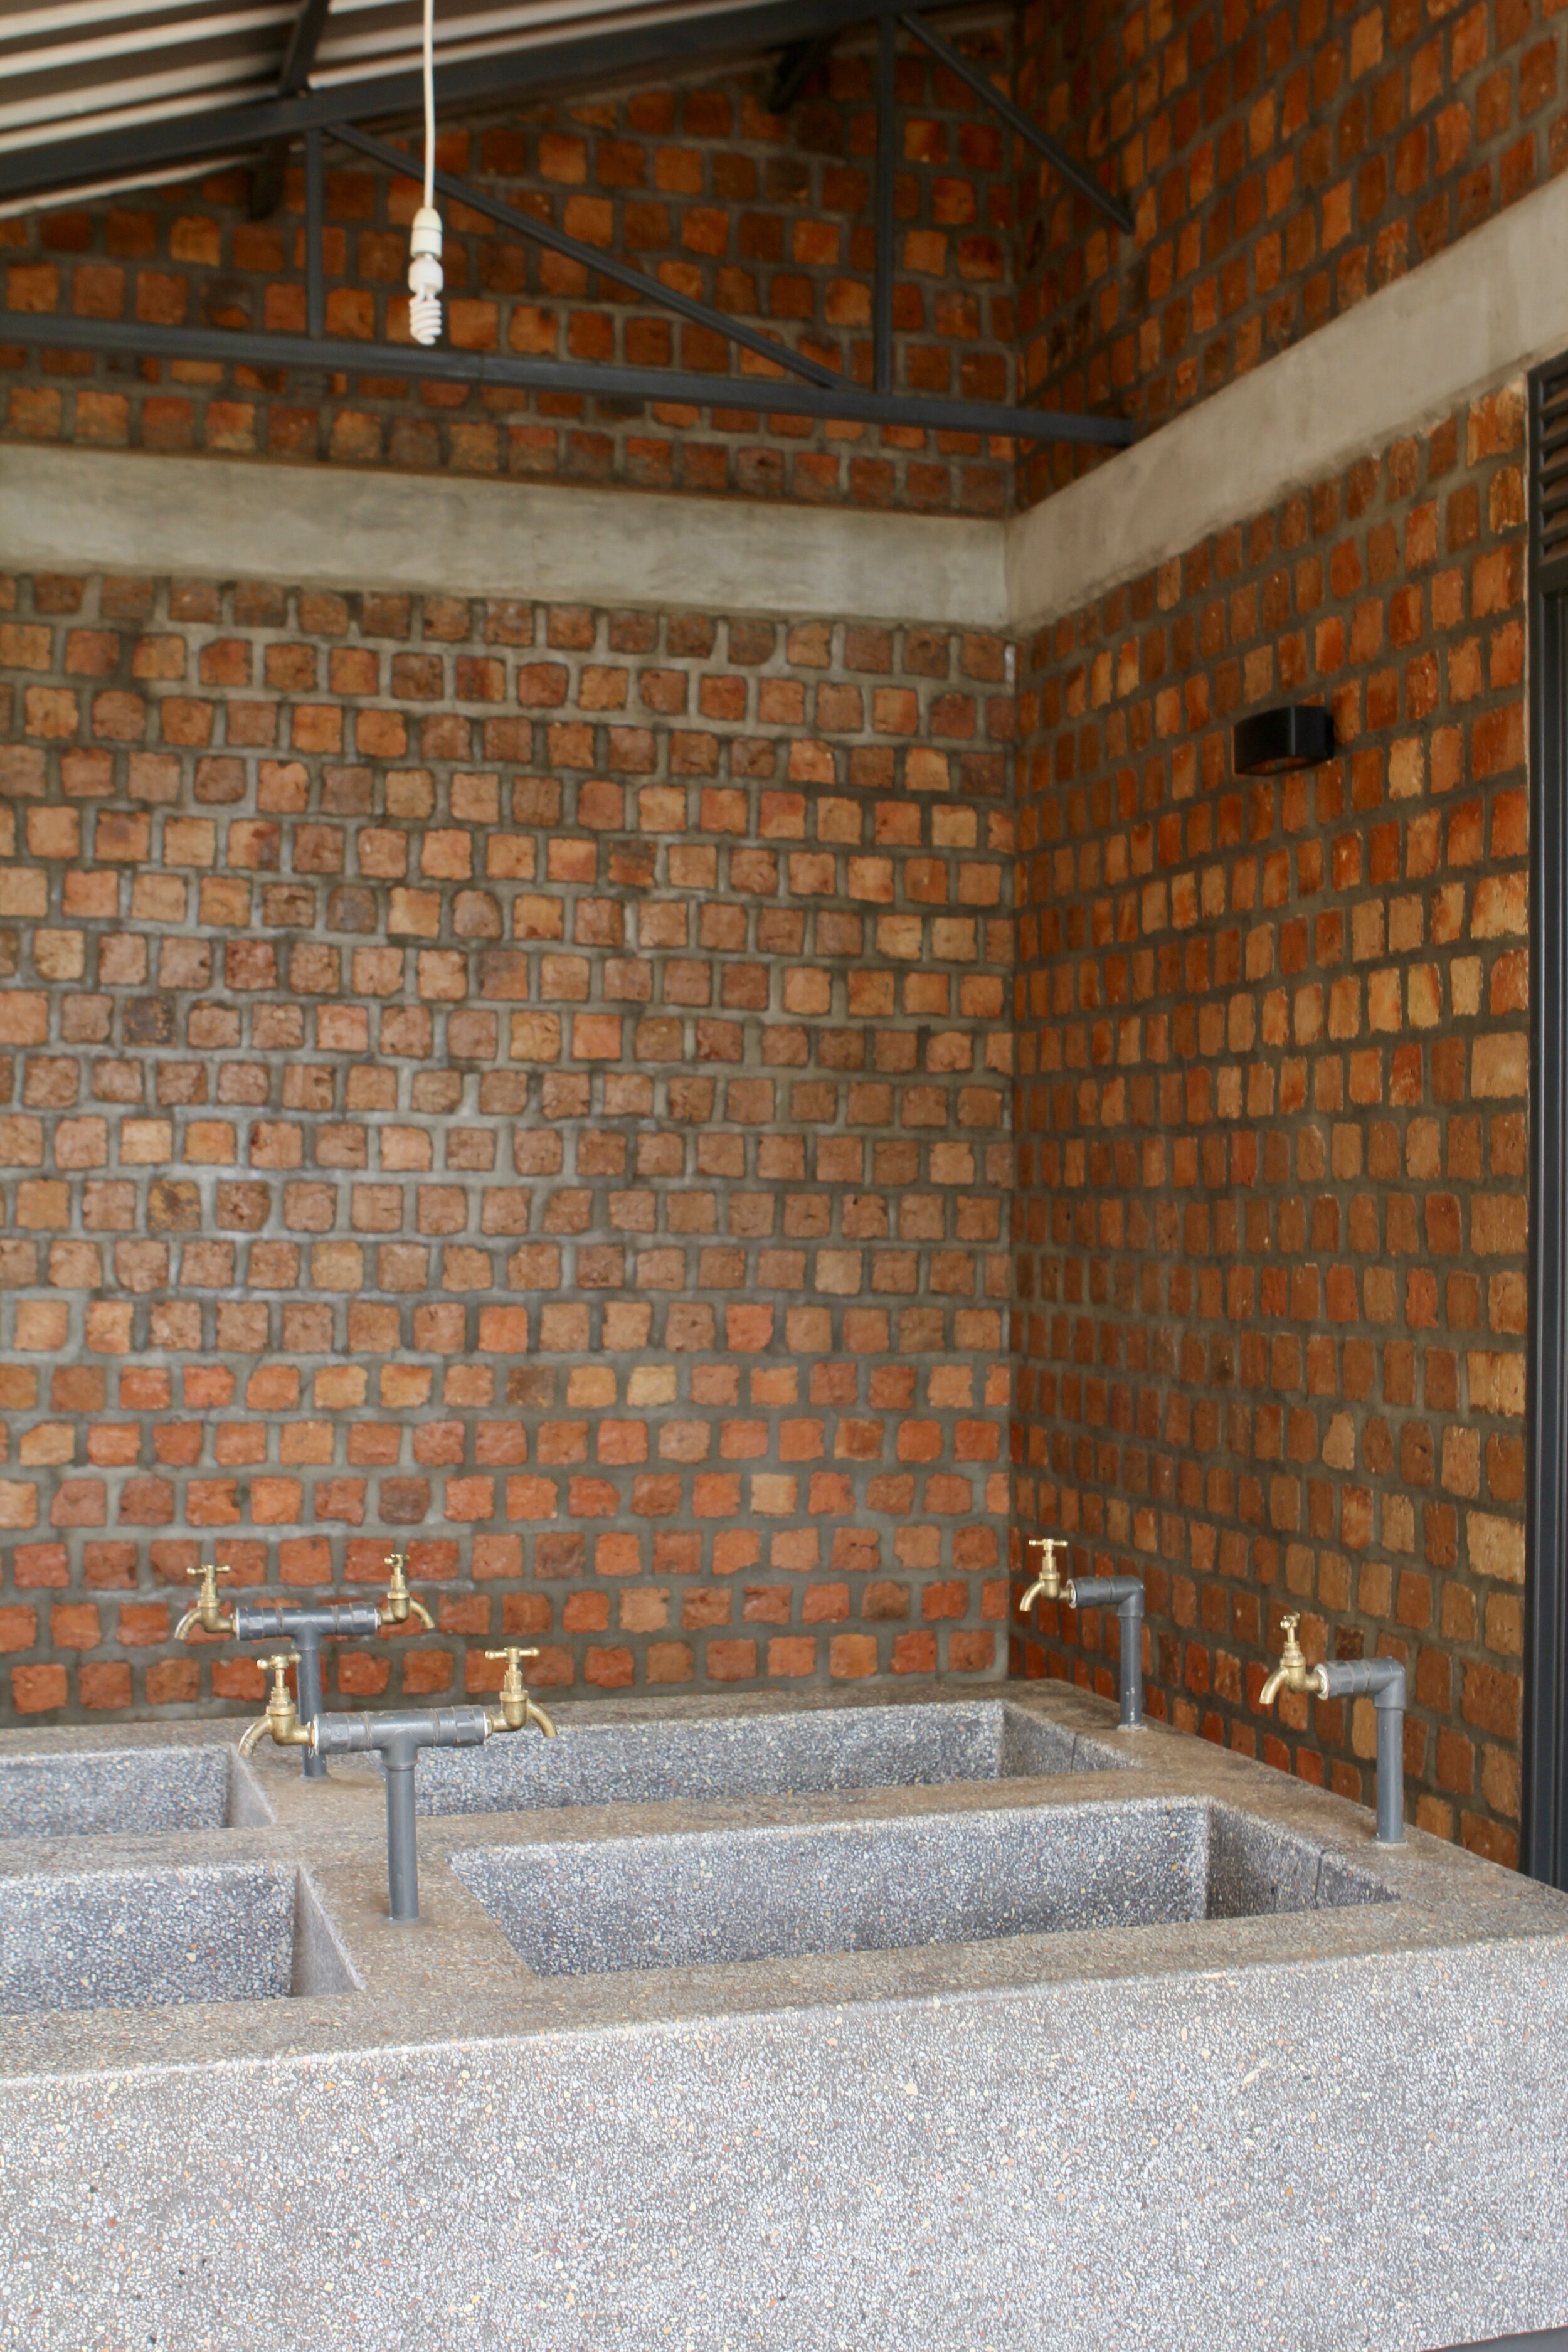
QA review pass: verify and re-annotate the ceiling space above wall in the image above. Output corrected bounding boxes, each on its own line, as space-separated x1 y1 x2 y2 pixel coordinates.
0 0 1136 452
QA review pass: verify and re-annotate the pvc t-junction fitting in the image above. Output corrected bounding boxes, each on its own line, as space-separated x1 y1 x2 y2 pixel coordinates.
231 1601 383 1779
311 1705 491 1922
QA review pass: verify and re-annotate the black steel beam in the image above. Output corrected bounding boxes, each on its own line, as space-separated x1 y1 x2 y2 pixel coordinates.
250 0 337 215
767 33 834 111
899 9 1133 235
305 127 325 339
0 309 1135 443
873 13 896 398
248 144 289 223
279 0 336 95
336 121 842 391
0 0 881 206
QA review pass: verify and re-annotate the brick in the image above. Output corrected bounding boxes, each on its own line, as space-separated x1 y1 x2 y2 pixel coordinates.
0 60 1030 517
1015 392 1528 1854
0 146 1524 1836
11 1665 67 1713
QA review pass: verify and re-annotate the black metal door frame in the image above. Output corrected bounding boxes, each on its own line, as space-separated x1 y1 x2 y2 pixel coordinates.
1524 356 1568 1887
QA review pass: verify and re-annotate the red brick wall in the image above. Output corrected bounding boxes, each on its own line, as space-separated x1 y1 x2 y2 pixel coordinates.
1012 385 1528 1862
0 21 1020 517
1015 0 1568 503
0 571 1013 1724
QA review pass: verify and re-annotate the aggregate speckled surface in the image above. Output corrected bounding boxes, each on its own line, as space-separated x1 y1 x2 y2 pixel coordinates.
374 1694 1129 1818
0 1679 1564 2352
450 1794 1391 1976
0 1858 294 2013
0 1742 233 1840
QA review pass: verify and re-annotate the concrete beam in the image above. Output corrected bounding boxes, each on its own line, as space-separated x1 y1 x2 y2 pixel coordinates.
1005 161 1568 635
8 160 1568 636
0 445 1010 629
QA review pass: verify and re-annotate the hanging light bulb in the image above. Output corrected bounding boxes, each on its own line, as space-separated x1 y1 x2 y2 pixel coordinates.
407 0 443 345
408 205 443 346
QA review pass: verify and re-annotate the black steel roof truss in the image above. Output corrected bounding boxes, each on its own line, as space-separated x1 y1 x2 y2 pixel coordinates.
0 2 1135 450
0 308 1130 442
898 9 1133 234
767 31 835 111
248 0 338 215
873 10 896 397
278 0 337 96
335 121 842 392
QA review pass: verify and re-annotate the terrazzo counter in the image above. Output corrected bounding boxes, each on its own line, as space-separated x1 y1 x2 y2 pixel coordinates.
0 1680 1564 2351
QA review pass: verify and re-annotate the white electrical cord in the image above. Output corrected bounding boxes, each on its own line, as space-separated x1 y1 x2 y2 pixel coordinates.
407 0 443 344
421 0 436 214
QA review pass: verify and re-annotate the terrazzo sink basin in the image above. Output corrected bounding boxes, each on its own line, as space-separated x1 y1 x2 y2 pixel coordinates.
0 1744 267 1841
0 1688 1555 2352
452 1796 1392 1978
401 1698 1130 1819
0 1861 352 2014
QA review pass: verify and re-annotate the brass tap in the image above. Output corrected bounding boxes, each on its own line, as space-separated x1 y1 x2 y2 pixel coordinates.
1019 1536 1072 1616
485 1646 558 1739
238 1651 313 1756
379 1550 435 1633
1258 1613 1328 1709
175 1562 234 1642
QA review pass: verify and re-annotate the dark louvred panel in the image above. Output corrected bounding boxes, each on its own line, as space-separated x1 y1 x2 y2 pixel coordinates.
1537 355 1568 593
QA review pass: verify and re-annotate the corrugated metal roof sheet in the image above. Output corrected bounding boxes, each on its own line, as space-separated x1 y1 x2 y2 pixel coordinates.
0 0 770 168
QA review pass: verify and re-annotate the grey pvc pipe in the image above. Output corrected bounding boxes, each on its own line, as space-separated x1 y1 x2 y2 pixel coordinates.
231 1601 383 1779
1376 1693 1404 1845
384 1744 419 1922
313 1705 490 1922
294 1630 327 1780
1315 1657 1407 1843
1066 1576 1145 1728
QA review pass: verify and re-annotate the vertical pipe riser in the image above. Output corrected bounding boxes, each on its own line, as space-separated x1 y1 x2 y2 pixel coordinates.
1377 1702 1406 1844
294 1633 327 1780
1120 1594 1145 1729
1071 1577 1146 1729
385 1759 420 1922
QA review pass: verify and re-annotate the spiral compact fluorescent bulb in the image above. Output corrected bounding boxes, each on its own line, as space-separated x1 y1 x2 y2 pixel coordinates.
406 0 442 345
408 204 443 345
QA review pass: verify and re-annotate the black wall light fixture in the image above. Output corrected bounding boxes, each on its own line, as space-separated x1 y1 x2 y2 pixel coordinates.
1232 704 1337 776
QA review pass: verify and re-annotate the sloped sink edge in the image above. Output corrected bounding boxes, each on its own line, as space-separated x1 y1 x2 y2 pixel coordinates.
447 1794 1396 1980
0 1859 358 2015
0 1740 277 1841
